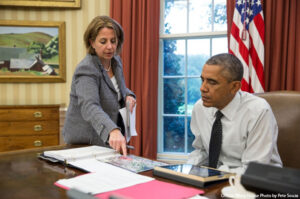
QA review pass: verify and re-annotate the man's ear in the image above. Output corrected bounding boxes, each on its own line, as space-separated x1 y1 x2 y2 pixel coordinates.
230 81 241 94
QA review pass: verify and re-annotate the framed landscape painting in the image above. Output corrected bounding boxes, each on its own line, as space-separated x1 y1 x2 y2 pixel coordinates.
0 0 81 8
0 20 66 83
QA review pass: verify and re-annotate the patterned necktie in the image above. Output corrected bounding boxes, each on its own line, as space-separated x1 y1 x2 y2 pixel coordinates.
209 110 223 168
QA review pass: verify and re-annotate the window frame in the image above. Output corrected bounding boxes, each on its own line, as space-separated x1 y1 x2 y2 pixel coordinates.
157 0 227 163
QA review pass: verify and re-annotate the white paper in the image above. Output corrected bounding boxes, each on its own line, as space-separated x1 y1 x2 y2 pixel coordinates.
129 105 137 137
56 162 154 194
69 158 122 173
119 107 128 131
119 104 137 143
43 145 117 163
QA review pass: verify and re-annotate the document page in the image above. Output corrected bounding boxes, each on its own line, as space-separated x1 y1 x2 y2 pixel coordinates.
119 104 137 143
128 104 137 137
68 158 121 173
44 146 117 163
55 161 154 195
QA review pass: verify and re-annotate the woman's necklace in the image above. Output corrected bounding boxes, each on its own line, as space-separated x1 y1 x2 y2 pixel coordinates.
103 61 111 72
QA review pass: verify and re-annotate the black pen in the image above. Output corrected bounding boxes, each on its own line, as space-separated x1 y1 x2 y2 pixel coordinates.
126 145 135 150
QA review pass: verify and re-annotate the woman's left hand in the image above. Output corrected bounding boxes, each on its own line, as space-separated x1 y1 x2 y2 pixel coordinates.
126 96 136 113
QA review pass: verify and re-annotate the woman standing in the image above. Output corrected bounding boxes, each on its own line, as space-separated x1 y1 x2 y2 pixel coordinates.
63 16 136 156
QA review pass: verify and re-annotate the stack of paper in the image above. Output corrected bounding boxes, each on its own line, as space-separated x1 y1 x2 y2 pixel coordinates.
43 145 119 163
48 146 204 198
56 168 204 199
56 162 154 195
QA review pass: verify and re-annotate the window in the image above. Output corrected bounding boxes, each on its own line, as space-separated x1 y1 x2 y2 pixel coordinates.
158 0 227 161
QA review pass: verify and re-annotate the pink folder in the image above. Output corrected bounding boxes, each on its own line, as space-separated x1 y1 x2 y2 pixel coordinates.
96 180 204 199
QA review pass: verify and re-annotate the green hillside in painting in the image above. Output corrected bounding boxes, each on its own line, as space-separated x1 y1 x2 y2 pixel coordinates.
0 32 52 48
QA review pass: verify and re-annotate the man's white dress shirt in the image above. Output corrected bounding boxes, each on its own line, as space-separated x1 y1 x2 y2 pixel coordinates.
187 91 282 174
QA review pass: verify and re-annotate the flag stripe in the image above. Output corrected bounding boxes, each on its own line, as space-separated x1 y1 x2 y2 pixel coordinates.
230 21 250 66
249 58 264 92
249 35 264 86
253 13 265 44
229 36 250 82
250 15 264 63
229 0 265 93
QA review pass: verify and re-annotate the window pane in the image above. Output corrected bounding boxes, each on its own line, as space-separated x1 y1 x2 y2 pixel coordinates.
214 0 227 31
187 39 210 76
163 116 185 152
163 78 185 114
159 0 227 155
187 116 195 153
164 0 187 34
212 37 228 55
187 78 201 115
163 39 185 76
189 0 212 32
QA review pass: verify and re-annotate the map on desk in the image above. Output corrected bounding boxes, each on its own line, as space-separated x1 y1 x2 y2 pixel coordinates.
100 154 168 173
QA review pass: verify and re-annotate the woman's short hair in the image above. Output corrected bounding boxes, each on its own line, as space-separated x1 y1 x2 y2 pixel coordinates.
83 16 124 55
205 53 244 82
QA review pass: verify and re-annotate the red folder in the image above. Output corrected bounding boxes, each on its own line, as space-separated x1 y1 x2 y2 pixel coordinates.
96 180 204 199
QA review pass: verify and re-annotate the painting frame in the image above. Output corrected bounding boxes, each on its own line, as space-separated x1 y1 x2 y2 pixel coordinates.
0 0 81 8
0 20 66 83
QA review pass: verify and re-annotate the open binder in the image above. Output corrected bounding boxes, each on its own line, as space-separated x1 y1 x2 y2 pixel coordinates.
39 145 168 173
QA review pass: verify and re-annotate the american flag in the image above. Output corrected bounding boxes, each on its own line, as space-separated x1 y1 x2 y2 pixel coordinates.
229 0 265 93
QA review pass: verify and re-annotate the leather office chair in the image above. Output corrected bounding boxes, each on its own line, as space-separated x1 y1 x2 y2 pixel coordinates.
255 91 300 169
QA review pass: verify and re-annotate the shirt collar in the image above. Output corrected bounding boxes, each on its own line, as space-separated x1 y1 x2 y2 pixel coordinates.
206 91 241 120
221 91 241 121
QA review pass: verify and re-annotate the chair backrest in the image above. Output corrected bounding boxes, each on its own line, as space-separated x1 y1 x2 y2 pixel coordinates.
256 91 300 169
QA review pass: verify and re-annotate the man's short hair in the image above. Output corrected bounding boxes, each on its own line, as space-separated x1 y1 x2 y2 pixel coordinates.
205 53 244 82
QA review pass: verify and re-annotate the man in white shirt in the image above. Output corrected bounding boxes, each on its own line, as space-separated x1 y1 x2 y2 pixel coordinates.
187 53 282 174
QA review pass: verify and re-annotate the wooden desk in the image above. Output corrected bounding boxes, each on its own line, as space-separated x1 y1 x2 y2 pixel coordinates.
0 145 228 199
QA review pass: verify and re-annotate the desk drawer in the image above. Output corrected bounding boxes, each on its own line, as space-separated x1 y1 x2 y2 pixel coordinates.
0 121 59 136
0 105 60 152
0 108 59 121
0 135 59 152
